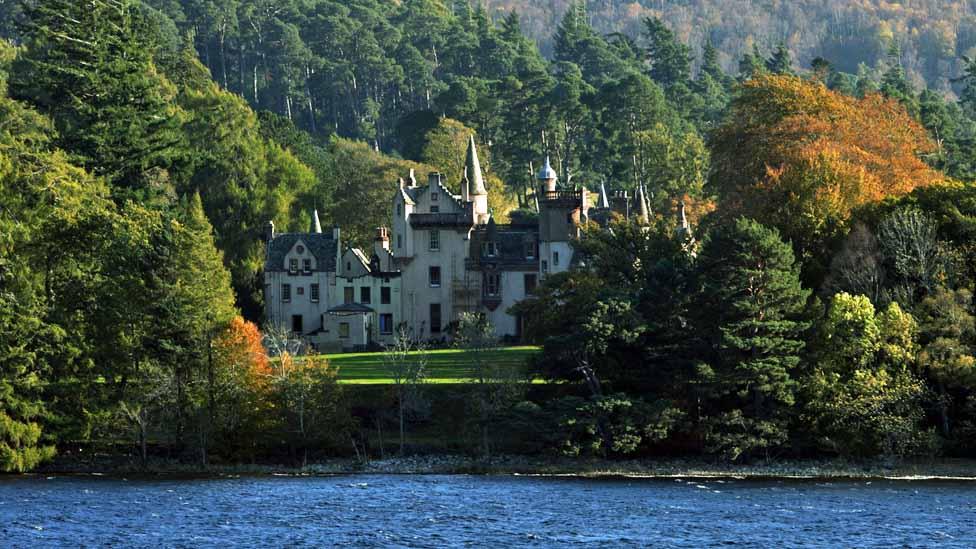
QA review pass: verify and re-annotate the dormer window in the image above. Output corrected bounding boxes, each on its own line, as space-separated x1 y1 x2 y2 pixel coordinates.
302 258 312 273
289 258 299 273
296 245 305 254
482 241 498 257
431 192 439 202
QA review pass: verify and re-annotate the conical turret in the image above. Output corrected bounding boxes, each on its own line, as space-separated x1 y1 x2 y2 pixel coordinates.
465 135 490 224
310 209 323 234
598 182 610 208
466 135 487 196
636 186 649 224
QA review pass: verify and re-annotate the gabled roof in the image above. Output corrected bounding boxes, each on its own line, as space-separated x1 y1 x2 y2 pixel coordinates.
265 233 337 272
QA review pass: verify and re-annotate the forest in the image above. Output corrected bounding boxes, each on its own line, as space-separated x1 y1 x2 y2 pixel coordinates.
1 0 976 470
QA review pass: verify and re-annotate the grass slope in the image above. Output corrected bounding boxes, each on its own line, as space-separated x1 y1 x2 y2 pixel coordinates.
322 346 541 384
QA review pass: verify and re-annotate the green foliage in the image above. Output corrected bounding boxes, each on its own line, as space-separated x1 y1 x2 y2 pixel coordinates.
545 394 682 457
804 293 934 457
13 0 188 194
695 218 810 460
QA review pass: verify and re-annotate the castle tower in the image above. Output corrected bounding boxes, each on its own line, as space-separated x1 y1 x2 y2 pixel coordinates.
536 157 583 275
465 136 489 225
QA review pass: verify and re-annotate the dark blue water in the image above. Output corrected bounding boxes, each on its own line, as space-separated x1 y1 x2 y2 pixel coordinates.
1 474 974 547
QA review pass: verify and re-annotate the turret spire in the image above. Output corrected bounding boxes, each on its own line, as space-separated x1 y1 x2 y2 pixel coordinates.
598 181 610 208
310 209 323 233
636 185 649 224
466 135 487 196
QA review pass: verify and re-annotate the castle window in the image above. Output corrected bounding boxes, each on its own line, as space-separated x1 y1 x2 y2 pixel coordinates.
484 273 500 297
311 283 320 302
381 286 391 304
303 258 312 273
282 284 292 302
482 241 497 257
289 258 299 273
360 287 371 304
379 314 394 335
429 266 441 288
339 322 350 339
430 229 440 251
430 304 442 334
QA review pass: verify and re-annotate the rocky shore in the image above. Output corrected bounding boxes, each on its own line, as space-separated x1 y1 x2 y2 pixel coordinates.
31 454 976 480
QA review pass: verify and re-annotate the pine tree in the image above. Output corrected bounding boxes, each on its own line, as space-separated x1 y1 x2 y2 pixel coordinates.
738 44 766 80
643 17 692 88
765 43 793 75
695 218 811 460
13 0 187 194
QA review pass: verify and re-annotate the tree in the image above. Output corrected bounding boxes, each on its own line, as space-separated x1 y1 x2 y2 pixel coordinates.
695 218 810 460
642 17 691 89
804 294 932 457
917 288 976 440
765 44 793 75
877 208 950 304
709 74 943 284
382 326 429 455
456 313 525 458
13 0 187 193
210 316 272 459
264 326 351 466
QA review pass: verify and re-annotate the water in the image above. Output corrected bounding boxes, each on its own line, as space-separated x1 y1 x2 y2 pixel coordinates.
1 474 974 547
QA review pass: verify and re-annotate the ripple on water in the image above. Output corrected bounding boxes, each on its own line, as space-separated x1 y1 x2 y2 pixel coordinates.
1 476 976 547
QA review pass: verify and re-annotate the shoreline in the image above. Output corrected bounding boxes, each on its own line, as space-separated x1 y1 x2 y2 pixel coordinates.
22 455 976 481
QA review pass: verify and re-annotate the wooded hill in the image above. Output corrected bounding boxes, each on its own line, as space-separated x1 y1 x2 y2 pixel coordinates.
487 0 976 93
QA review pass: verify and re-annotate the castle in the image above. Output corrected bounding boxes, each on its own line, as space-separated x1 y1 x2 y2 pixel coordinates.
263 137 667 351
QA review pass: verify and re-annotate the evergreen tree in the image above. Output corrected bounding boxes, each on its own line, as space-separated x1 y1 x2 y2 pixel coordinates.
643 17 692 88
765 43 793 75
695 218 811 460
736 44 763 81
13 0 187 194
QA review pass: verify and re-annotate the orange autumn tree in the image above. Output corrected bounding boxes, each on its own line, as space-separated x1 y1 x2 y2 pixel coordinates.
709 74 944 281
211 316 273 457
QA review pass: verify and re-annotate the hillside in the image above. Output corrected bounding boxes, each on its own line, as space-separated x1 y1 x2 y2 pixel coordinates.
485 0 976 92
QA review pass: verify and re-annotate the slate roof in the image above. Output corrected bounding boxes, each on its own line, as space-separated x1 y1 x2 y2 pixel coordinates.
467 223 540 271
264 233 338 272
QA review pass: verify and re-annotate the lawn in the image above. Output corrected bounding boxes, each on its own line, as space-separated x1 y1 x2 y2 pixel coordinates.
320 346 542 384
